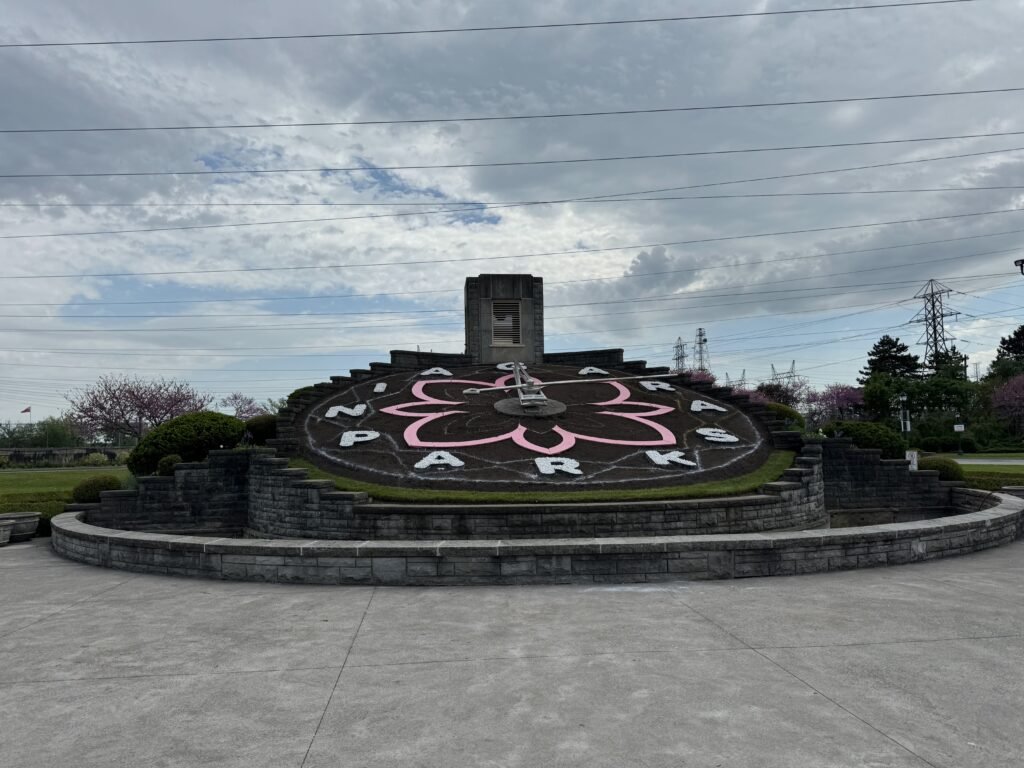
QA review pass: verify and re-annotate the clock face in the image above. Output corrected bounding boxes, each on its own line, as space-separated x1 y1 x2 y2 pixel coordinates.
302 363 771 490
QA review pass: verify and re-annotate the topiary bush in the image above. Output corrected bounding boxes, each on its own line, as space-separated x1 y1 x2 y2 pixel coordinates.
71 474 123 503
823 420 907 459
245 413 277 446
764 402 805 430
156 454 182 476
80 452 109 466
917 457 965 481
127 412 244 476
917 436 943 453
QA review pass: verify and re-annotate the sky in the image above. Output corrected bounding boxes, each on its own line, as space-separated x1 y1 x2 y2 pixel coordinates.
1 0 1023 422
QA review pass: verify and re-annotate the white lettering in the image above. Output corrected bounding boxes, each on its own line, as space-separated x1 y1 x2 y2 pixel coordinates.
339 430 380 447
690 400 728 413
414 451 465 470
645 450 697 467
640 380 674 392
496 362 525 372
325 403 367 418
373 383 388 393
420 367 453 377
535 457 584 476
578 367 608 376
696 427 739 443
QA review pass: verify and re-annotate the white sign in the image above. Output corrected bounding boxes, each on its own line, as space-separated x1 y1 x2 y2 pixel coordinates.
906 450 918 471
954 424 965 433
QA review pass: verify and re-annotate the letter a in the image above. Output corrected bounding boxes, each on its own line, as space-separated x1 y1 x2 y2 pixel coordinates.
414 451 465 470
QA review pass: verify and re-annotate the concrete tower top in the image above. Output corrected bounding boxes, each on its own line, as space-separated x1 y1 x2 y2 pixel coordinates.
464 274 544 364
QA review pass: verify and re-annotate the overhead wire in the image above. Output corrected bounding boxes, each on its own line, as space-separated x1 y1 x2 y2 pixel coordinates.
0 2 978 48
2 85 1019 135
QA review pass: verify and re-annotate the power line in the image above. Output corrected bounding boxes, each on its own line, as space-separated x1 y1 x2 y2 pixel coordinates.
3 201 1023 261
4 225 1023 307
9 256 1016 320
0 3 978 48
2 85 1018 135
7 128 1024 180
6 143 1023 243
0 275 1005 333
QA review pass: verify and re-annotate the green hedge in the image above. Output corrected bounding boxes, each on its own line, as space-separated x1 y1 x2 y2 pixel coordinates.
156 454 182 476
764 402 805 430
71 474 122 503
245 414 277 446
127 412 244 475
824 420 907 459
917 457 965 481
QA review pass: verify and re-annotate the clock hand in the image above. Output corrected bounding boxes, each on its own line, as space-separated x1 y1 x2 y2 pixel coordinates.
463 373 677 394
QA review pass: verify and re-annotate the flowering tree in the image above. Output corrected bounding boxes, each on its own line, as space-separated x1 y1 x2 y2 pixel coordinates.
682 369 716 386
805 384 864 428
992 374 1024 434
755 377 809 408
219 392 271 420
65 375 213 441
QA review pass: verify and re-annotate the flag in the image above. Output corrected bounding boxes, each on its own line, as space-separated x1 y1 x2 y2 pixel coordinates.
20 406 31 414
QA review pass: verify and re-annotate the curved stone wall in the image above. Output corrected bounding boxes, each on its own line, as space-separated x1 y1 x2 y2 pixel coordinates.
51 488 1023 585
246 449 826 539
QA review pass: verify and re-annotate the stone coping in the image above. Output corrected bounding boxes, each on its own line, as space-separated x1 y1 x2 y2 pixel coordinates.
49 489 1024 584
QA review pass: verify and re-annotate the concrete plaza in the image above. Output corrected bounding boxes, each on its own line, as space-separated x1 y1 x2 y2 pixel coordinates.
2 538 1022 767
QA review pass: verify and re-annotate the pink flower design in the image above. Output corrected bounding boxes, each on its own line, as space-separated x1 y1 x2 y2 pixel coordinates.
379 374 676 456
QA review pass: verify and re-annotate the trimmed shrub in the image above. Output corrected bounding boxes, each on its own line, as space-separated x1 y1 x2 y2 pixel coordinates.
245 414 277 446
764 402 805 430
80 452 109 466
959 435 978 453
156 454 182 477
113 451 131 465
823 420 907 459
71 474 122 503
127 412 244 476
917 457 965 481
917 436 943 453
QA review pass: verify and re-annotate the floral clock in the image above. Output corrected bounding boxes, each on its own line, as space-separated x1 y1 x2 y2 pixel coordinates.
302 363 771 490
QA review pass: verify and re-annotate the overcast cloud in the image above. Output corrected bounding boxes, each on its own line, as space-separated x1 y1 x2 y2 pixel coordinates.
1 0 1023 418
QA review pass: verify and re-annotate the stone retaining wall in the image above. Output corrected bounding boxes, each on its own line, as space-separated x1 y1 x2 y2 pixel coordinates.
246 447 826 539
50 488 1022 585
819 438 954 513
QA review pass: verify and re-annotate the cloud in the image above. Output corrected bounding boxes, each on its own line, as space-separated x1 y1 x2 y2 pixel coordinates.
1 0 1022 417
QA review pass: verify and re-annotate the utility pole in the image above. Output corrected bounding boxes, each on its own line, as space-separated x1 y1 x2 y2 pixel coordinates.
694 328 710 373
910 279 958 368
672 337 688 373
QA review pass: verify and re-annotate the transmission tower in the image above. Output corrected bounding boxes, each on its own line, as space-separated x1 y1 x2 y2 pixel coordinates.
672 337 688 373
769 361 797 383
694 328 710 373
725 370 746 388
910 279 958 365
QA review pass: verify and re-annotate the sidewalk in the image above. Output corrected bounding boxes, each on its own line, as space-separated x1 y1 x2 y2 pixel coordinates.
2 538 1022 767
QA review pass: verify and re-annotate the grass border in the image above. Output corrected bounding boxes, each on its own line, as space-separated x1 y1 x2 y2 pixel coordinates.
291 450 796 504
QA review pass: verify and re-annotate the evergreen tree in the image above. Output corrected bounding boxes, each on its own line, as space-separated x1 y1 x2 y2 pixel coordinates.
928 345 969 380
995 325 1024 360
857 335 922 384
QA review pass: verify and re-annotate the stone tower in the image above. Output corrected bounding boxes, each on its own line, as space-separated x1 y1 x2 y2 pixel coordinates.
464 274 544 364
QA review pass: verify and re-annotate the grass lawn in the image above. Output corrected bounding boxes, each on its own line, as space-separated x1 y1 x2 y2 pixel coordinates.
292 451 796 504
934 452 1024 460
0 467 130 535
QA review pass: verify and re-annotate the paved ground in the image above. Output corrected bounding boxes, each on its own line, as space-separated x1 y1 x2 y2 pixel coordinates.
2 539 1023 768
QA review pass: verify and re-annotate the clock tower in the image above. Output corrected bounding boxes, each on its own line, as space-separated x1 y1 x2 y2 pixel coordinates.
464 274 544 365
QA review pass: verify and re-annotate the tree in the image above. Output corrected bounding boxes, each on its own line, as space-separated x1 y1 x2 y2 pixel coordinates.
992 374 1024 435
995 325 1024 360
219 392 271 420
65 375 212 441
928 345 968 380
858 335 921 384
988 325 1024 381
805 384 864 428
0 416 83 449
755 377 808 408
